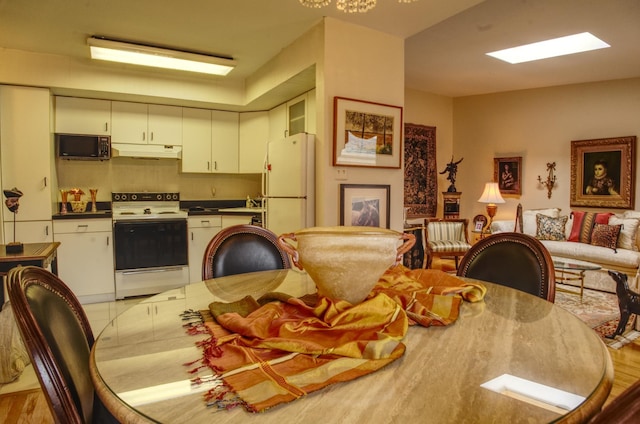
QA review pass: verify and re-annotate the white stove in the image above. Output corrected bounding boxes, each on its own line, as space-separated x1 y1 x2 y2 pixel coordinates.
111 192 188 221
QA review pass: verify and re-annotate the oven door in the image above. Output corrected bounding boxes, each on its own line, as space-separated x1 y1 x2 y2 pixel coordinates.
114 219 188 270
114 219 189 298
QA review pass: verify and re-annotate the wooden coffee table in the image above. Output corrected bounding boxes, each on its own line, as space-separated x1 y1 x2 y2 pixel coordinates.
552 256 602 301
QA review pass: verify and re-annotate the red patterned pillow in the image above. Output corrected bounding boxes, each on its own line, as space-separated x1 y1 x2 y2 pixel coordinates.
591 223 622 252
568 211 613 243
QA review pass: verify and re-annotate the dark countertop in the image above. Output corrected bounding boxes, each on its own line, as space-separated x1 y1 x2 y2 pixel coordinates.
53 211 113 220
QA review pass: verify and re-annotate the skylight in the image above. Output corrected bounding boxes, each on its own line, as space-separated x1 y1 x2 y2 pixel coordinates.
486 32 610 64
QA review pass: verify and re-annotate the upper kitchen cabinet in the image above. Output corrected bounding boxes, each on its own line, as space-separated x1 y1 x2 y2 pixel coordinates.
211 110 239 173
111 101 182 146
0 86 53 242
239 111 268 173
54 97 111 135
181 108 238 174
268 89 316 141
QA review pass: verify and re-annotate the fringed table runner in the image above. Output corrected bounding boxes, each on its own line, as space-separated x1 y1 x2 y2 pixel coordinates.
184 265 486 413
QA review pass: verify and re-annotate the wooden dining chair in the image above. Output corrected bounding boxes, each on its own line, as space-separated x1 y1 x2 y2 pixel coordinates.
6 265 117 424
202 224 291 280
457 232 556 302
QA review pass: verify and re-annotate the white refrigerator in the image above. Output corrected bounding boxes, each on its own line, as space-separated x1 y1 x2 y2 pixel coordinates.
263 133 315 237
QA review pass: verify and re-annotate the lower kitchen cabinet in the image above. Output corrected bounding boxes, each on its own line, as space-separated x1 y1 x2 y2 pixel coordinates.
114 290 186 344
188 216 222 283
53 218 115 304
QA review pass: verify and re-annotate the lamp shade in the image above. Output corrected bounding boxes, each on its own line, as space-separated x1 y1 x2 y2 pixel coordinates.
478 182 505 204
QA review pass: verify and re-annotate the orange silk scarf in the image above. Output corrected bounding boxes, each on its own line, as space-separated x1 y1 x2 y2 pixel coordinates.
194 265 485 412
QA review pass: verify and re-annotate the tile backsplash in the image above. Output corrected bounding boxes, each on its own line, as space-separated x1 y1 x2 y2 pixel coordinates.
56 158 261 201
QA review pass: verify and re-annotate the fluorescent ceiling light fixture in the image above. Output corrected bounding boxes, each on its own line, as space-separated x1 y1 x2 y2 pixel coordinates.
87 37 236 76
486 32 610 64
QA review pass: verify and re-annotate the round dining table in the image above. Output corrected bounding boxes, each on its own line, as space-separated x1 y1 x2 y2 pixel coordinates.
90 269 613 423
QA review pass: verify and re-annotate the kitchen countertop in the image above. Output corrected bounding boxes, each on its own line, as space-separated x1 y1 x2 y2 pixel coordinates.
52 210 112 220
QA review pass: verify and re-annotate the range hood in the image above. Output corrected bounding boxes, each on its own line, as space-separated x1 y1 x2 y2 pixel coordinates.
111 143 182 159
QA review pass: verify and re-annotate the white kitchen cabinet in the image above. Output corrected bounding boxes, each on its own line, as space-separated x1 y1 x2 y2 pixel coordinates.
188 216 222 283
181 107 212 173
115 291 186 344
211 110 239 173
0 85 53 243
239 111 268 173
268 90 316 141
53 219 115 304
221 215 253 228
182 108 238 174
111 101 182 146
54 96 111 135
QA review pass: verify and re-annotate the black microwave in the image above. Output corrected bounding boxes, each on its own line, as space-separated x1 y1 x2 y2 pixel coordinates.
56 134 111 160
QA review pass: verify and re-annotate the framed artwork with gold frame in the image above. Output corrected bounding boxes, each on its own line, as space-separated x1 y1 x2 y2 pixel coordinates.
570 136 635 209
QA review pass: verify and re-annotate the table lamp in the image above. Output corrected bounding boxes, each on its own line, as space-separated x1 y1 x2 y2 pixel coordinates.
478 182 505 230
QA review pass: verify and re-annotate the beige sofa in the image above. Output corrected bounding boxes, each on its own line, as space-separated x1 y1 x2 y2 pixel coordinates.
491 208 640 293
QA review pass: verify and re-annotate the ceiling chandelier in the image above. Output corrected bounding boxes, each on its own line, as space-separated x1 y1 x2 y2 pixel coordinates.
299 0 418 14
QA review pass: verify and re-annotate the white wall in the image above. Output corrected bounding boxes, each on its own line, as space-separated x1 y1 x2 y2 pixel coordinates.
404 88 454 218
452 77 640 221
319 18 405 230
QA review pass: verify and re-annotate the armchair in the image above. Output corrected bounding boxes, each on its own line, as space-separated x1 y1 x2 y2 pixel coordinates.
424 218 472 269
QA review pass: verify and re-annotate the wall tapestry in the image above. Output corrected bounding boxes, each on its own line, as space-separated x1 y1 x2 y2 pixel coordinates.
404 123 437 217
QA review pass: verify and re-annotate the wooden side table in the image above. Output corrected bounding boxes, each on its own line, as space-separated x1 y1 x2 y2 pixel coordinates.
0 242 60 306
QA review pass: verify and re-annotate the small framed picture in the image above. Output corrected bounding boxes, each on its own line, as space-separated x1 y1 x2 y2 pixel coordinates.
473 214 487 232
339 184 390 228
494 156 522 195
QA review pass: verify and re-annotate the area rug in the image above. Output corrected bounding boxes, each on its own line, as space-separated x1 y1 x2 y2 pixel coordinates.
555 284 640 349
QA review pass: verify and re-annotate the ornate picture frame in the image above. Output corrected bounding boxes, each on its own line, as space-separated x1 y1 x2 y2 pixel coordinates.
570 135 636 209
339 184 390 228
333 97 403 169
494 156 522 195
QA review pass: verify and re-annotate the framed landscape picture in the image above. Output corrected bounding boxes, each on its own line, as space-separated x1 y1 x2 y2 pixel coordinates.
340 184 390 228
494 156 522 195
570 135 636 209
333 97 403 169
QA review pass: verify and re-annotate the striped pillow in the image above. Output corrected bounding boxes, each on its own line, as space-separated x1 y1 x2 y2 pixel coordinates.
568 211 613 243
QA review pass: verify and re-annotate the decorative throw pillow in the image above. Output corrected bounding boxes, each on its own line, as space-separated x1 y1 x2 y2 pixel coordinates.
609 215 640 251
568 211 613 243
523 208 560 236
536 214 568 241
590 223 622 252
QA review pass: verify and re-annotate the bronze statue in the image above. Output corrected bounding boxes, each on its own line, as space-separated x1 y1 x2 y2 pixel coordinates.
440 156 463 192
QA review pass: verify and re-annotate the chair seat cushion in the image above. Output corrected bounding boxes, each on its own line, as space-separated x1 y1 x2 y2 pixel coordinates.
428 240 472 253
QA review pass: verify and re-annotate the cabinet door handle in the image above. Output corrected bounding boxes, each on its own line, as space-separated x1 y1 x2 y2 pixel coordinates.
45 225 49 236
142 132 146 141
105 122 108 132
107 236 110 246
214 161 218 171
77 224 89 231
150 132 154 141
191 232 194 241
43 177 48 188
207 161 211 171
201 220 210 225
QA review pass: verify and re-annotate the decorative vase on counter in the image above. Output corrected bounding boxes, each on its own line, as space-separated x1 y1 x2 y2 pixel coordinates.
90 188 98 212
60 189 68 214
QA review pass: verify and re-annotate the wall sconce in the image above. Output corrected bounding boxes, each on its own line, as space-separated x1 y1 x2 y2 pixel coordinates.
537 162 557 199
